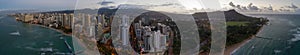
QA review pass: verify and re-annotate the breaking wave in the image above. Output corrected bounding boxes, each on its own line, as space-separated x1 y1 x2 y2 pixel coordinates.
289 27 300 42
288 21 296 27
0 16 5 20
274 50 282 53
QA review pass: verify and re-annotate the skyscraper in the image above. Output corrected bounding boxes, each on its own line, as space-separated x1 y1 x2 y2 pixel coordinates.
135 23 142 41
154 30 161 51
120 15 129 46
24 14 33 22
95 15 101 40
143 26 152 51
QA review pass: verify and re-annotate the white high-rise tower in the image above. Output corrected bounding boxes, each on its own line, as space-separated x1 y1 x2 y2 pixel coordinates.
120 15 129 46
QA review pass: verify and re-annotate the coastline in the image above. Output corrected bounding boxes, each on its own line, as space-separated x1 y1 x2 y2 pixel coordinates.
224 35 255 55
8 15 72 37
10 16 74 37
224 26 264 55
30 23 72 36
21 23 72 36
200 26 265 55
23 20 264 55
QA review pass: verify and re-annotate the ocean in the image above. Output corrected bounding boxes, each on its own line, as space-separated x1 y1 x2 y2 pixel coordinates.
1 14 300 55
0 15 73 55
233 14 300 55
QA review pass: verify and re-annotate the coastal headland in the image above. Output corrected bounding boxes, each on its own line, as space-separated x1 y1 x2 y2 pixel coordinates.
10 9 269 55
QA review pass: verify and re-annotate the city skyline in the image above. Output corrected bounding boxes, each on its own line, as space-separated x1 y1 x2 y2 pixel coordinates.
0 0 300 14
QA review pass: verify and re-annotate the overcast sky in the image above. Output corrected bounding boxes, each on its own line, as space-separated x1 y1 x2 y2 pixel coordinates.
0 0 299 14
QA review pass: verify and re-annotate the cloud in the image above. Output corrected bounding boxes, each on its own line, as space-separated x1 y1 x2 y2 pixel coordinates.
75 0 102 9
263 5 273 11
275 3 299 12
0 0 76 9
242 6 247 10
247 3 259 10
228 2 260 11
98 1 114 5
278 9 291 12
101 6 117 9
267 5 273 10
285 3 298 9
159 3 176 6
147 3 180 7
117 4 149 9
235 5 241 9
99 2 181 9
229 2 235 7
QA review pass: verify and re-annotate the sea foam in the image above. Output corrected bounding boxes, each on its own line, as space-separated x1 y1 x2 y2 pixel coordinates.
274 50 282 53
289 27 300 42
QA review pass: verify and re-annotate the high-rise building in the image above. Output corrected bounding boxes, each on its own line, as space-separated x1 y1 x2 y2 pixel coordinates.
160 34 167 51
120 15 129 46
61 13 72 29
98 14 106 28
38 14 44 24
95 24 102 40
102 14 108 27
154 30 161 50
89 24 95 37
24 14 33 22
144 35 151 52
152 30 167 52
96 14 103 40
67 14 73 29
62 13 67 26
90 16 97 37
135 23 142 40
143 26 152 52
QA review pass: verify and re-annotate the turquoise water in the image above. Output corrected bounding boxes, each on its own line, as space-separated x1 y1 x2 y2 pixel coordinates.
233 14 300 55
2 14 300 55
0 15 73 55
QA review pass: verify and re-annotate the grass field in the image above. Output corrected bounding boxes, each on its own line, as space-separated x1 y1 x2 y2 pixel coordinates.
226 21 249 26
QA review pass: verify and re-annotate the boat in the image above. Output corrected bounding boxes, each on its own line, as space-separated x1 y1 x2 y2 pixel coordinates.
40 48 53 52
10 31 20 36
251 46 255 49
40 52 46 55
274 50 281 53
266 22 271 25
60 37 64 39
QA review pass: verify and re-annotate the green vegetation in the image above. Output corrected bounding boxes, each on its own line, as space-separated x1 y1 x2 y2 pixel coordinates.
226 21 249 26
193 10 269 53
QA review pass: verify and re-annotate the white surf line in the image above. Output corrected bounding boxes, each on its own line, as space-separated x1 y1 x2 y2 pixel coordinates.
230 39 252 55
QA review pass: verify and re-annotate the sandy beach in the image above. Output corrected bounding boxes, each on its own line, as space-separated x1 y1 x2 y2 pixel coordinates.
200 26 264 55
224 26 264 55
199 36 255 55
30 22 262 55
30 23 72 36
223 35 255 55
14 16 265 55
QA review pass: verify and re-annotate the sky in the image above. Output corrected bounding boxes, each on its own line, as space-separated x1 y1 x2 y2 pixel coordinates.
0 0 299 14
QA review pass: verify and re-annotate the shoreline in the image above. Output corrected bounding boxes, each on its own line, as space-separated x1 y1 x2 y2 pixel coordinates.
8 15 72 37
223 35 255 55
29 23 72 36
224 26 264 55
200 26 265 55
31 23 72 36
9 16 74 36
26 20 264 55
